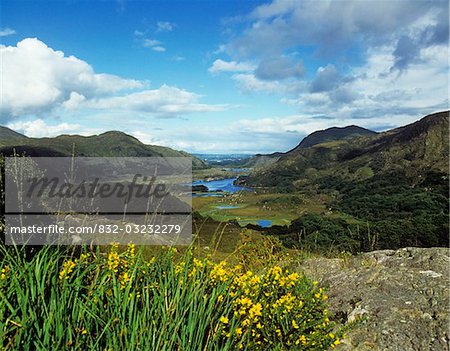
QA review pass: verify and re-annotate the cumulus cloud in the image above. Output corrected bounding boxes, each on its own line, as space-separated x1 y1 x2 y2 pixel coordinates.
1 38 225 122
84 85 226 116
229 0 447 59
0 27 16 37
208 59 255 73
1 38 143 120
296 44 448 119
214 0 448 124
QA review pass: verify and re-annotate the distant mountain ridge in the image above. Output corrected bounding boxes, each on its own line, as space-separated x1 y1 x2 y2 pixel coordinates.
0 129 207 169
290 125 377 151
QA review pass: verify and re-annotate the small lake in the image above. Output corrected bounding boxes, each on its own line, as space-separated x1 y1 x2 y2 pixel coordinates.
216 205 240 209
192 178 250 194
257 219 273 228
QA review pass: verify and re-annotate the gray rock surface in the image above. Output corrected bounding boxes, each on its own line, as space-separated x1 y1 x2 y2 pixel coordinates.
297 247 450 351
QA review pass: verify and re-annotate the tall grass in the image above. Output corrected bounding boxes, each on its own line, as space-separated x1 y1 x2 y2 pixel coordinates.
0 245 344 350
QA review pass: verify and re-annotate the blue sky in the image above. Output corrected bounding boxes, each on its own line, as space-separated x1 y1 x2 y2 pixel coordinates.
1 0 448 153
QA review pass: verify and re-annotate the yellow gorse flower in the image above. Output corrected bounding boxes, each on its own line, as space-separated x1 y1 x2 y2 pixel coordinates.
1 265 10 280
119 271 131 289
108 251 120 272
59 260 77 281
210 261 229 282
125 243 135 259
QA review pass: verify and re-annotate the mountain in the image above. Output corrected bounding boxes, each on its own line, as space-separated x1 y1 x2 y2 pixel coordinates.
0 126 27 140
289 125 377 150
0 129 207 169
244 111 449 188
238 126 376 169
242 111 449 250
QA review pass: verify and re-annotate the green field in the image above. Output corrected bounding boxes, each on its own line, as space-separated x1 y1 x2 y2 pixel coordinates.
193 189 328 227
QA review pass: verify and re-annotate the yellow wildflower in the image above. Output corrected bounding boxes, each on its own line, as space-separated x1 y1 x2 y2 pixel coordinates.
107 245 120 273
210 261 229 282
119 271 131 289
59 260 76 281
125 243 135 259
249 303 262 319
219 316 229 324
1 265 10 280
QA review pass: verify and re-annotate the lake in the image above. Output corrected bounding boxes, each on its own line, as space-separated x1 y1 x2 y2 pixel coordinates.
192 178 250 194
257 219 273 228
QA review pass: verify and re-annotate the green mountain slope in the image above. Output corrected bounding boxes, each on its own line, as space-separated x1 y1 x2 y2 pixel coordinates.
0 126 27 140
243 111 449 251
245 111 449 188
0 130 207 169
241 125 376 170
290 125 376 150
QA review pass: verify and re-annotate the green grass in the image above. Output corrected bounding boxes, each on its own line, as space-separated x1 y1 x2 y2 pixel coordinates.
0 244 345 350
193 190 327 227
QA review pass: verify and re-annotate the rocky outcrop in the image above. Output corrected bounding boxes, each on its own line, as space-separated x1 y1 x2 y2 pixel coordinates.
297 247 449 350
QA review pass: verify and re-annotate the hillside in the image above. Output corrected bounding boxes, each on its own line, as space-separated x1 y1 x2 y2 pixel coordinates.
289 125 376 150
241 152 283 168
0 129 207 169
0 126 27 140
239 125 376 170
245 111 449 188
242 111 449 251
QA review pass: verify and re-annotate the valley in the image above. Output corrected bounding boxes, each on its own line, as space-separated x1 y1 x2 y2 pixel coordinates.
2 110 448 253
191 111 449 253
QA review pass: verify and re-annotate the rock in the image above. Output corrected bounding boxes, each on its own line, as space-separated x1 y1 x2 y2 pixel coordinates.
297 247 450 351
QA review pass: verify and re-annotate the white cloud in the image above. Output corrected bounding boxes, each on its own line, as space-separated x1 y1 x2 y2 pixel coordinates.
6 119 90 138
84 85 226 116
142 38 166 52
0 28 16 37
156 21 175 32
142 38 161 47
1 38 226 122
1 38 143 120
208 59 255 73
230 0 447 58
218 0 448 123
152 46 166 52
231 74 281 93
